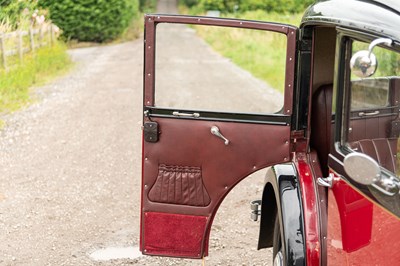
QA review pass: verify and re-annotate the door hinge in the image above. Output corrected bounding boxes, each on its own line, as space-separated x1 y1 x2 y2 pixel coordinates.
291 130 306 152
297 39 312 52
291 130 305 139
143 121 159 143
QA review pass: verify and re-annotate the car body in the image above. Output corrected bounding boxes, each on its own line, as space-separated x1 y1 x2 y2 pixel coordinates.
140 0 400 265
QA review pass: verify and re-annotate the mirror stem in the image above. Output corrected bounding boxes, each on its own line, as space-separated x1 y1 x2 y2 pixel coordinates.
368 38 393 58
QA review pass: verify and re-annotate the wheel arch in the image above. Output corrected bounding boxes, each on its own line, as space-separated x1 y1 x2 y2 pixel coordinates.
258 164 306 265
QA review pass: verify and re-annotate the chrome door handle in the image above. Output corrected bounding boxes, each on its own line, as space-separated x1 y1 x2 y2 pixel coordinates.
211 126 229 145
358 110 380 117
172 111 200 118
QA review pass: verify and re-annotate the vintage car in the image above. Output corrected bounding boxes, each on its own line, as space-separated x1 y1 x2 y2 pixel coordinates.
140 0 400 265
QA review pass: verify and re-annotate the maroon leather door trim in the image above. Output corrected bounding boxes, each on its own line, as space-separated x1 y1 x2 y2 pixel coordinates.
141 118 291 258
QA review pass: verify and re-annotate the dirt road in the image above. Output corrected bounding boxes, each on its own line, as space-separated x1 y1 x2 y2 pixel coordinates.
0 0 274 265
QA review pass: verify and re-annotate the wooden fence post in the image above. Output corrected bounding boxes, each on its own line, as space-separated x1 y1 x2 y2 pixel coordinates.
29 27 35 53
0 35 7 69
18 31 23 62
50 24 54 46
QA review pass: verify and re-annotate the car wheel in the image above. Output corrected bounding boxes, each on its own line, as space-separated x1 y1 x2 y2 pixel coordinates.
273 214 284 266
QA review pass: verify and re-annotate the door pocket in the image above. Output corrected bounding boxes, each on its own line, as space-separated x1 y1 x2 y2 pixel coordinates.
148 164 211 207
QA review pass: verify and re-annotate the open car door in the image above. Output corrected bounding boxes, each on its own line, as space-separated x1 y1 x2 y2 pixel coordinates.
140 14 298 259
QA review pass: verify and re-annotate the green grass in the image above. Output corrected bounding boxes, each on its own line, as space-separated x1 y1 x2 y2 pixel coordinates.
0 42 73 114
194 10 302 92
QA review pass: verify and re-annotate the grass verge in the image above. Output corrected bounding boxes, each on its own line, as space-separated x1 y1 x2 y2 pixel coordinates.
0 42 73 114
187 10 302 92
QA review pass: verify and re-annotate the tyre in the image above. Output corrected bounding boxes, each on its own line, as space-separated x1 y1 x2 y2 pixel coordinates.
273 214 284 266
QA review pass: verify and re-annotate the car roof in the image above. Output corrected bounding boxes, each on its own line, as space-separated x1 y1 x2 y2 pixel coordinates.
302 0 400 41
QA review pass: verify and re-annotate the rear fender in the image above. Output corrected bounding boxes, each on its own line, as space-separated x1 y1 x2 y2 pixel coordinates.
258 164 306 265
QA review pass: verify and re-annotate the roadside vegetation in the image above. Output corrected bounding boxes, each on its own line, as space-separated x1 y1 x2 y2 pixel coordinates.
1 0 153 116
0 43 71 113
0 1 73 115
179 0 306 92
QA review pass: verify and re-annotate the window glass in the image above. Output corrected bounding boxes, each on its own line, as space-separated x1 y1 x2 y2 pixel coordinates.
345 40 400 175
155 23 287 114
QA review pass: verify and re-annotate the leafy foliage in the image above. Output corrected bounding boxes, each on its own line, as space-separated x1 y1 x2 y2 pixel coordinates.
139 0 157 12
180 0 314 13
39 0 139 42
0 0 39 30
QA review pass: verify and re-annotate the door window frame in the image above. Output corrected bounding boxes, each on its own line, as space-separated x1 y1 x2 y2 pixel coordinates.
143 14 297 124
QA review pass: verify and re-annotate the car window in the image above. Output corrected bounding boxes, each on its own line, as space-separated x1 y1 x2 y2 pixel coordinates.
154 23 287 114
345 39 400 175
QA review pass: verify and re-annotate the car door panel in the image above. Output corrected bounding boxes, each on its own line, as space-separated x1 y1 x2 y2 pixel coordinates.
327 180 400 265
142 118 291 257
141 15 297 258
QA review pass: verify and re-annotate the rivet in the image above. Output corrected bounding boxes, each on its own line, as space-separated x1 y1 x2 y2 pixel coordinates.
224 186 228 189
145 184 148 188
147 73 151 76
147 101 150 104
288 84 291 87
148 18 151 21
240 22 243 25
312 160 316 163
144 249 147 252
291 31 294 35
285 141 289 144
157 16 160 19
287 110 290 113
148 46 151 49
289 57 292 61
198 19 201 22
323 236 327 240
284 157 287 161
145 157 148 160
253 166 256 169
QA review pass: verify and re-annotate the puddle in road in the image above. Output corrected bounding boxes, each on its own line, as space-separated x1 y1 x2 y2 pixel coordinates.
90 246 142 261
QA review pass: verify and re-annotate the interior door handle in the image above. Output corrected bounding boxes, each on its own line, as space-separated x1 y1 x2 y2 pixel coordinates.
211 126 229 145
358 110 380 117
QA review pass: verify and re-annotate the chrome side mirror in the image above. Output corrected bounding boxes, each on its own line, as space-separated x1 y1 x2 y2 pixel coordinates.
343 152 380 185
344 152 400 196
350 38 393 78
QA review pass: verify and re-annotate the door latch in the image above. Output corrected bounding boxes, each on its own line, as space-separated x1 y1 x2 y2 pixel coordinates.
317 173 338 188
143 121 159 143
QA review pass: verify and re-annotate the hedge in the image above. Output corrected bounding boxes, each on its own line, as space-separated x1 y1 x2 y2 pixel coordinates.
180 0 314 13
39 0 139 42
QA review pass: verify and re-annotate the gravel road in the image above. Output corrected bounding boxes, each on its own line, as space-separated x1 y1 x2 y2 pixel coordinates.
0 0 275 265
